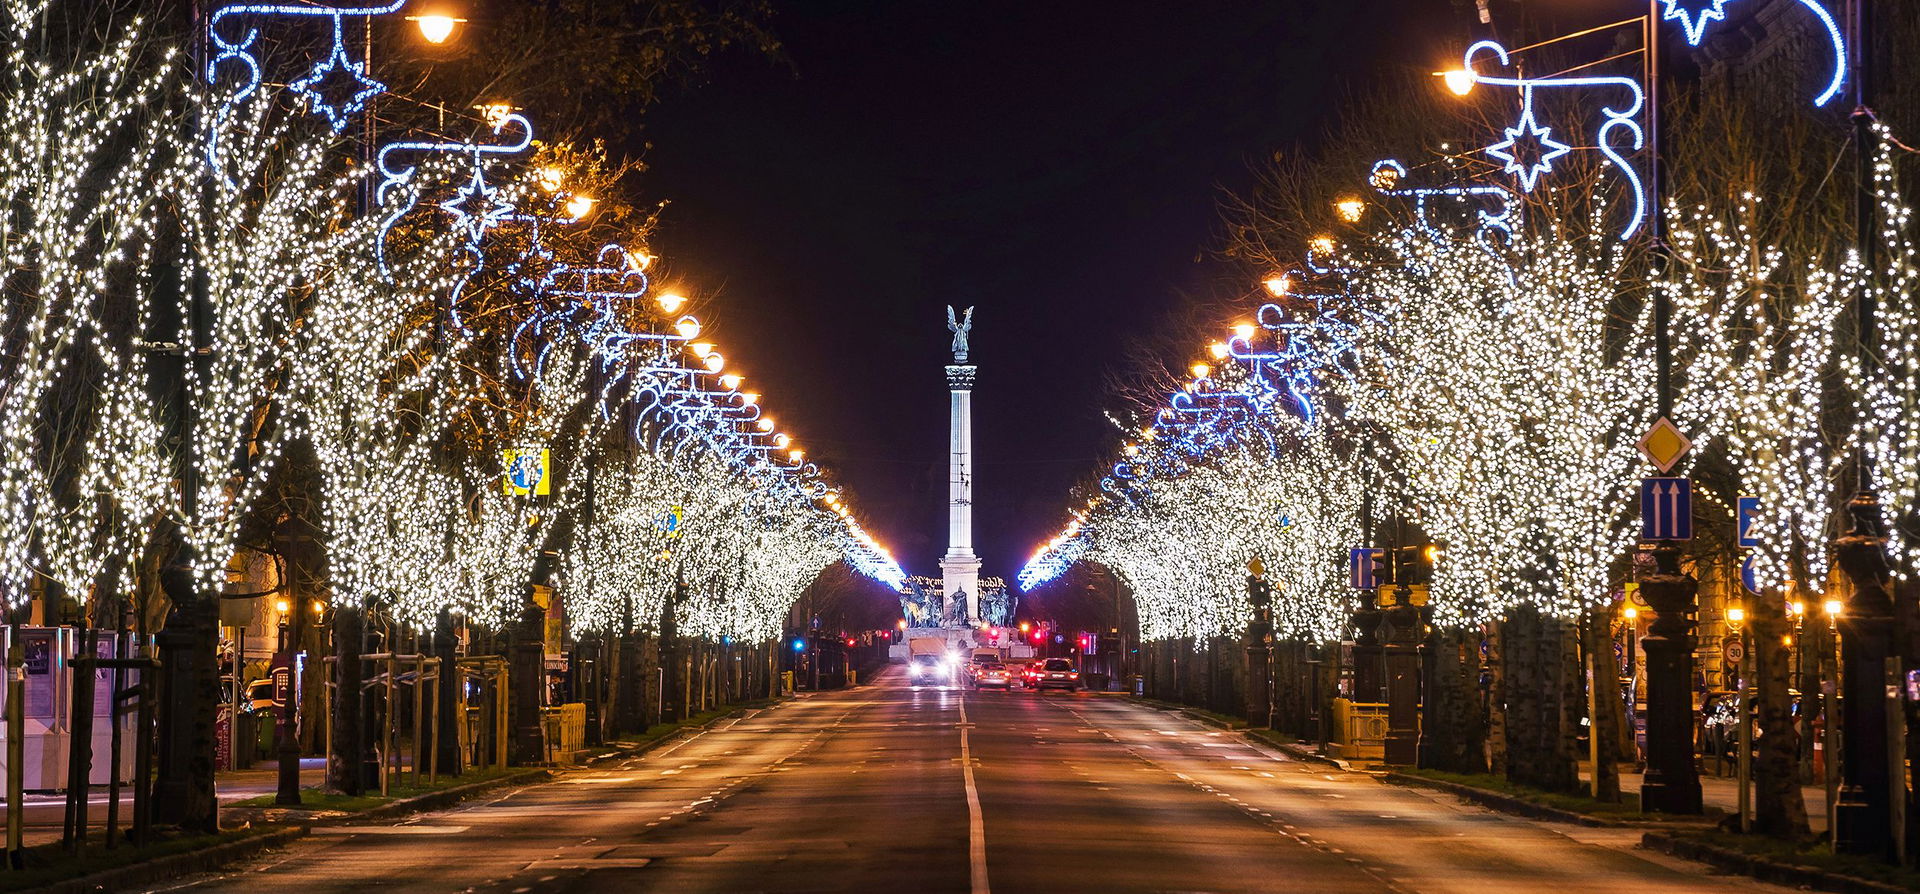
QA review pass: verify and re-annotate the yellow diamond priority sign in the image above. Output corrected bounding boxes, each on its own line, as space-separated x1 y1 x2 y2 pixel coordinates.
1636 417 1692 473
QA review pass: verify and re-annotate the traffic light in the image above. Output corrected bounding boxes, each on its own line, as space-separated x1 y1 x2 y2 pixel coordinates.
1246 576 1273 610
1393 545 1435 585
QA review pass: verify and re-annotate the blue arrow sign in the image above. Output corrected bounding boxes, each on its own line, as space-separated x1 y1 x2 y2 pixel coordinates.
1736 496 1761 548
1740 554 1761 595
1640 477 1693 541
1349 548 1385 589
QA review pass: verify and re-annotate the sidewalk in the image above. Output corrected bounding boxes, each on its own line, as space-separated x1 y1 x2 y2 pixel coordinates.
4 757 327 847
1579 765 1830 832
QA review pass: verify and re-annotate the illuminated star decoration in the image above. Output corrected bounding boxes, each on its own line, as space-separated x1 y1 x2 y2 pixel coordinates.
1660 0 1735 46
439 165 515 245
1485 100 1571 192
285 15 387 133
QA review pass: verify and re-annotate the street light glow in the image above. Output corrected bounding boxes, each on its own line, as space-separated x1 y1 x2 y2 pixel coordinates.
657 291 687 313
1824 599 1845 617
537 166 565 192
1207 341 1229 360
410 14 463 44
1334 196 1365 222
1232 323 1256 340
1262 274 1291 297
564 193 597 219
689 342 714 359
1441 68 1476 96
674 318 700 339
719 374 743 391
1190 362 1211 379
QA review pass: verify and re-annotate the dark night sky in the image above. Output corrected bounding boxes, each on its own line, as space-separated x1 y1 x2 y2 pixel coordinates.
631 2 1468 581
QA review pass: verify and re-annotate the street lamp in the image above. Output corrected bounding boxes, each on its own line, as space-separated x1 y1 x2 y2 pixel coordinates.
1334 196 1365 223
407 14 465 45
1440 69 1476 96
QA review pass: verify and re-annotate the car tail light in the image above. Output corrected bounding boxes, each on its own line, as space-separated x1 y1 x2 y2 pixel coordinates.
1068 672 1079 679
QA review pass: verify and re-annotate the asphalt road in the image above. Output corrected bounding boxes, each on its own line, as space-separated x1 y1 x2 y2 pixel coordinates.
154 668 1794 893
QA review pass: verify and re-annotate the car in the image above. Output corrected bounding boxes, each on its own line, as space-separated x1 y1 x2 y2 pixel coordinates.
1032 657 1081 691
963 650 1001 683
909 653 950 685
972 662 1013 690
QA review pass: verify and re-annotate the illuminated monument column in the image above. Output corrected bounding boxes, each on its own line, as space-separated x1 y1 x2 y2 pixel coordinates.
942 306 981 622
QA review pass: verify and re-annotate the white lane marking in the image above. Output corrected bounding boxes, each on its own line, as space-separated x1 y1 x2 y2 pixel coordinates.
958 690 991 894
312 825 470 835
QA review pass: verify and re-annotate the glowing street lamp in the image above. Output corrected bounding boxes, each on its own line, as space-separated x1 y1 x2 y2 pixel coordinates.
1232 323 1256 341
1190 362 1211 379
656 291 687 314
688 342 714 359
1207 341 1229 360
673 318 700 339
407 14 465 44
1262 274 1291 297
1334 196 1365 223
1440 68 1476 96
565 193 597 219
719 374 743 391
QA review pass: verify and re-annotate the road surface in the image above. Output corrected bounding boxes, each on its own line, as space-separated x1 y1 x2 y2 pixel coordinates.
155 667 1791 893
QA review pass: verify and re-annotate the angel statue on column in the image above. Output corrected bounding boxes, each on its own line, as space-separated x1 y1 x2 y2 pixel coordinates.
946 305 974 363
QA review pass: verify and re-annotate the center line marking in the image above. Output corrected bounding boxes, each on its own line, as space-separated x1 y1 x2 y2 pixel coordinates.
959 690 990 894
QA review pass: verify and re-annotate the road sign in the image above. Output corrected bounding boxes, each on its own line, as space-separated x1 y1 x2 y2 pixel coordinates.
1349 548 1385 589
1740 554 1761 595
1724 637 1745 665
1736 496 1761 548
503 447 551 496
1640 477 1692 541
1636 417 1693 473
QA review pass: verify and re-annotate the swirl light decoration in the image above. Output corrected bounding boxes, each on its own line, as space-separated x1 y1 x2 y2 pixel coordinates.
1367 159 1519 248
375 110 536 332
205 2 406 182
1456 40 1648 240
1658 0 1845 106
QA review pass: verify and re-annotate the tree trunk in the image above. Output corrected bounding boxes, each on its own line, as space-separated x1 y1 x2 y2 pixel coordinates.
328 604 364 794
433 608 462 777
1485 620 1508 776
1584 609 1623 802
1753 586 1809 837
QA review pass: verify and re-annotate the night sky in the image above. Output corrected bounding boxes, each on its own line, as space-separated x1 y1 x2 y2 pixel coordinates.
632 2 1468 583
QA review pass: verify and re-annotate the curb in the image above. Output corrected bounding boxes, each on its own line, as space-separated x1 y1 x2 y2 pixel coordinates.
1382 772 1619 828
329 768 552 825
1641 832 1915 894
26 826 310 894
1259 738 1353 771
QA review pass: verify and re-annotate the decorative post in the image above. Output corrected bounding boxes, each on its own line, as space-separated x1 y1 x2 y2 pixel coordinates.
1637 544 1703 813
1834 492 1895 857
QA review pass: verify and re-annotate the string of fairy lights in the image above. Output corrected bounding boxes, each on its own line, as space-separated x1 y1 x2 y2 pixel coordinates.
1021 2 1911 644
0 0 903 641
